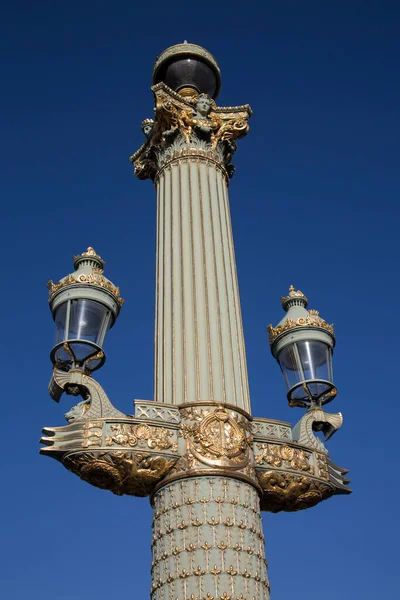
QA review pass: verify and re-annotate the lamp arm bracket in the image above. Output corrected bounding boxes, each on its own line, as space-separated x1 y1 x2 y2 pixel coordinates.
40 393 351 504
291 409 343 453
48 368 125 420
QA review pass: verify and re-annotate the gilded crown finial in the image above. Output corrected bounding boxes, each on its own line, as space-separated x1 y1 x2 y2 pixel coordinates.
73 247 106 270
267 286 334 345
280 286 308 308
73 247 104 264
49 247 123 307
82 247 99 258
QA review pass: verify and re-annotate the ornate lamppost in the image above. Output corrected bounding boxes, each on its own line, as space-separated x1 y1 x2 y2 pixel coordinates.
41 43 350 600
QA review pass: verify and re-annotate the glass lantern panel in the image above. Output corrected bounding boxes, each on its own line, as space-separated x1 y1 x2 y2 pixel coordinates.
279 344 302 389
297 340 331 382
54 344 72 363
328 357 334 381
97 311 111 346
54 302 68 345
68 299 108 344
68 342 96 362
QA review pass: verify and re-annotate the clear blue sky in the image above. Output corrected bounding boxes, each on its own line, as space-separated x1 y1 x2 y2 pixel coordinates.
1 1 399 598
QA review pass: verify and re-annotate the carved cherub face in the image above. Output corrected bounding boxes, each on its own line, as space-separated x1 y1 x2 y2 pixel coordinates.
65 400 90 423
196 94 212 117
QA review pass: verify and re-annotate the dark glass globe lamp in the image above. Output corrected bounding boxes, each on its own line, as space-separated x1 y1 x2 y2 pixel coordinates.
268 287 336 408
153 42 221 99
48 248 123 372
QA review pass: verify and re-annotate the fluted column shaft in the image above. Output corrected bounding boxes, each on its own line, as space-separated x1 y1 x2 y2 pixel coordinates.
154 157 250 413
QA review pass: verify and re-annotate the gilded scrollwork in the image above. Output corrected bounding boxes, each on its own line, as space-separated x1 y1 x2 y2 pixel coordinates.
47 269 124 307
105 423 178 453
255 443 314 474
130 83 252 181
63 451 177 497
267 310 334 344
256 471 334 513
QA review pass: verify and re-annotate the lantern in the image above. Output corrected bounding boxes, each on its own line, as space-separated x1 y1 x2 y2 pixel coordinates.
267 286 336 408
48 247 123 372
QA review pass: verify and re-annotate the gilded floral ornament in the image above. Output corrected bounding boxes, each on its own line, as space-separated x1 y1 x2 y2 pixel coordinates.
47 269 124 307
267 310 334 344
256 443 314 474
105 422 178 452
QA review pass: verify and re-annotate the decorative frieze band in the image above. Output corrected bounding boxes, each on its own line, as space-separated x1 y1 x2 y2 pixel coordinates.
41 369 351 509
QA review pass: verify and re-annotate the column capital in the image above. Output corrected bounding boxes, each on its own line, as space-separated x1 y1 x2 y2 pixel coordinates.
130 83 252 181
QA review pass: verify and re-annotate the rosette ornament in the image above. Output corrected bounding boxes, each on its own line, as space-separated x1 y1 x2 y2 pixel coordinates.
47 247 123 372
267 286 336 408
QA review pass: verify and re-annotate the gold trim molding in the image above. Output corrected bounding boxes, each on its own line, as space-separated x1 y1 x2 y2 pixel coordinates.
267 310 334 344
48 269 124 306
